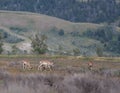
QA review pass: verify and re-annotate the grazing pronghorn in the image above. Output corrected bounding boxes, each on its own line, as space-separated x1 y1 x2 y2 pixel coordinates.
88 61 93 70
22 60 32 70
38 60 54 71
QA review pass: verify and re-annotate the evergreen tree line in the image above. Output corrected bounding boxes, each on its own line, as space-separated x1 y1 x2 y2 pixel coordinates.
0 0 119 23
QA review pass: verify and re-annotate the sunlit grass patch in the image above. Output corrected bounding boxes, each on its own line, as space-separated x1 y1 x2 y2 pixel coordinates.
94 57 120 62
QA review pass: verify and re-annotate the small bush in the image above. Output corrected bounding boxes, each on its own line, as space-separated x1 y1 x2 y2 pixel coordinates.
58 29 64 36
31 34 48 54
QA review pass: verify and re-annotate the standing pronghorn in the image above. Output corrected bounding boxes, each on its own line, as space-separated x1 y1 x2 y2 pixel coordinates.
22 60 32 70
38 60 54 71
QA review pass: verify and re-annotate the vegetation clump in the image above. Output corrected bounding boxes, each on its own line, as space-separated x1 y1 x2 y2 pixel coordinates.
31 34 48 54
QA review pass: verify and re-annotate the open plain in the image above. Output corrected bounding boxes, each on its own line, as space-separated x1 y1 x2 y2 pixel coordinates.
0 55 120 93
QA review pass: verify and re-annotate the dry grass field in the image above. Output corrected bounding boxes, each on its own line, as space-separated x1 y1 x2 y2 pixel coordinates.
0 55 120 75
0 55 120 93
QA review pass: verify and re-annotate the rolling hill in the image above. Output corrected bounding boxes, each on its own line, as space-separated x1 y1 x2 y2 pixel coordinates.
0 10 120 56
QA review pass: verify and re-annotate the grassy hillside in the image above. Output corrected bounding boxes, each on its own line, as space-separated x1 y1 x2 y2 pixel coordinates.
0 10 120 56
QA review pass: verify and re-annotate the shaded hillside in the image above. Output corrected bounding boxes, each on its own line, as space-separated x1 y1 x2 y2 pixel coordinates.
0 0 120 23
0 11 120 56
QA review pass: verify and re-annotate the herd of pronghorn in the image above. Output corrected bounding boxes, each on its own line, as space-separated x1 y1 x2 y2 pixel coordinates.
21 60 94 71
22 60 54 71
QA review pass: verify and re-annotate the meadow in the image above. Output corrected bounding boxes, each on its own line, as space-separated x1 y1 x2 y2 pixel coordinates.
0 55 120 93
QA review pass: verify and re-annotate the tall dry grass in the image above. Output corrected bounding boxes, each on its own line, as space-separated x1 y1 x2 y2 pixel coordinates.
0 70 120 93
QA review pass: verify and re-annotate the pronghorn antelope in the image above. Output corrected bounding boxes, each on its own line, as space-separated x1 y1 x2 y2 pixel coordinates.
88 61 93 70
22 60 32 70
38 60 54 71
